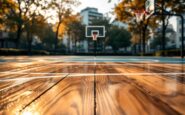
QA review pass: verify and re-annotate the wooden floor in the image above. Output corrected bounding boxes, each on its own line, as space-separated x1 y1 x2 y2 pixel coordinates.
0 56 185 115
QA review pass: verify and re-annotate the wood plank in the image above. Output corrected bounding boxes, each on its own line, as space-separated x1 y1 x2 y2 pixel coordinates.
95 63 185 115
96 75 183 115
0 77 64 114
0 59 185 115
19 76 94 115
0 63 95 79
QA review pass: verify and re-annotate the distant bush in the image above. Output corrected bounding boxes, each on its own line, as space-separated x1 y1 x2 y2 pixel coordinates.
0 48 50 55
135 49 181 56
155 49 181 56
74 52 133 56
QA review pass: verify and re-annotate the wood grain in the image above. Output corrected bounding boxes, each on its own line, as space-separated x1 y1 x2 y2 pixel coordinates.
20 76 94 115
0 58 185 115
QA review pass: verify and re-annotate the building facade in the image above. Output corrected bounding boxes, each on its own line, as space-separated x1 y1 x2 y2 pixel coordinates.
111 20 128 29
176 13 185 48
148 24 177 52
80 7 103 25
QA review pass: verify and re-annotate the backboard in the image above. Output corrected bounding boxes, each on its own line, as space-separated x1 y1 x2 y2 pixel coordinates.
145 0 155 19
86 26 105 38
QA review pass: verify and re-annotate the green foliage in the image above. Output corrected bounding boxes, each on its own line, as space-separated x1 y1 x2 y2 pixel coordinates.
108 27 131 52
41 24 56 49
0 48 50 55
0 0 80 50
68 20 85 41
150 34 170 50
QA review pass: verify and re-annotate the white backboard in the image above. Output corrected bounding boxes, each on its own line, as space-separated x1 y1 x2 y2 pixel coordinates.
86 26 105 37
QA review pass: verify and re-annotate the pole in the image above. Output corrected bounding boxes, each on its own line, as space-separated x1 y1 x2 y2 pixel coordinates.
94 40 97 57
162 0 166 56
180 14 184 59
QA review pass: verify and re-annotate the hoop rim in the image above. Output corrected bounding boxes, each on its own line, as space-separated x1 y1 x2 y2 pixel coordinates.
134 10 145 23
92 30 99 41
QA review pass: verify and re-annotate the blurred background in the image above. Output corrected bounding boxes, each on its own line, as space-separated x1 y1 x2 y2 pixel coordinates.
0 0 184 56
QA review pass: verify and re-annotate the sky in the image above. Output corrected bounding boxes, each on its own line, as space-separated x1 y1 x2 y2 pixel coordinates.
74 0 120 22
47 0 118 23
75 0 119 15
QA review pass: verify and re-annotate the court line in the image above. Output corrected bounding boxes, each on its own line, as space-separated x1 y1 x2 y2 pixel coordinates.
68 73 185 76
1 73 185 81
0 64 159 66
93 56 97 115
15 63 182 65
0 61 184 65
47 60 185 63
1 72 185 75
0 75 67 82
0 63 184 74
1 62 59 73
0 63 183 74
0 74 69 91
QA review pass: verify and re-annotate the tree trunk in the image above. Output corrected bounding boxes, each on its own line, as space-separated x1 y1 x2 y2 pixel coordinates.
162 0 166 56
162 16 166 56
75 38 77 53
103 39 106 52
125 47 127 52
16 24 22 48
134 44 137 54
142 26 146 54
68 32 71 53
1 40 4 48
27 30 32 55
28 39 32 55
139 32 142 53
55 22 61 51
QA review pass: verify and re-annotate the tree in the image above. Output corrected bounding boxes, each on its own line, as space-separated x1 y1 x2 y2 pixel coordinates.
49 0 80 51
108 27 131 52
114 0 158 54
155 0 185 55
42 24 55 50
0 0 17 32
25 14 47 53
128 21 142 52
114 0 185 55
151 34 170 51
52 14 84 53
1 0 49 48
151 27 174 51
3 0 34 48
67 19 85 53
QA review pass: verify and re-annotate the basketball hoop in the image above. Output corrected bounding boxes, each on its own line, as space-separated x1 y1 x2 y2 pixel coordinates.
92 31 99 41
135 10 145 23
92 34 97 41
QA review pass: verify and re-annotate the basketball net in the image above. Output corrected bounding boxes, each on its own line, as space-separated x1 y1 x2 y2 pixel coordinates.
135 10 145 23
92 33 98 41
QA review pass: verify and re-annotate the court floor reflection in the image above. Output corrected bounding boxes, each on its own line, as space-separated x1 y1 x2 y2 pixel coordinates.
0 56 185 115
